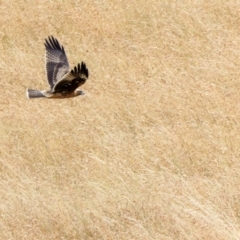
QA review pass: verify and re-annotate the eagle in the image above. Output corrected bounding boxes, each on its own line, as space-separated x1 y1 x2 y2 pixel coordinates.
26 36 89 98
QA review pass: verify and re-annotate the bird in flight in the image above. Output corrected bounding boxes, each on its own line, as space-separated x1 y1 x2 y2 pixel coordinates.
26 36 89 98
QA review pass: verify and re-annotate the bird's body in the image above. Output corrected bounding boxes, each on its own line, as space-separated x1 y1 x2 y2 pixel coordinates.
27 89 84 98
26 36 89 99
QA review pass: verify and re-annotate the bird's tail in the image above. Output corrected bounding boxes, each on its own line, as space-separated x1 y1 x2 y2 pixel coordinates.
26 89 46 98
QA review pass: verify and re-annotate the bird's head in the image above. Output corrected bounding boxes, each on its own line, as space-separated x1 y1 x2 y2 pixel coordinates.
76 90 85 96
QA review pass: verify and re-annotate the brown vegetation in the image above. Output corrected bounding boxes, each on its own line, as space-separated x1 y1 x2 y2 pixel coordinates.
1 0 240 239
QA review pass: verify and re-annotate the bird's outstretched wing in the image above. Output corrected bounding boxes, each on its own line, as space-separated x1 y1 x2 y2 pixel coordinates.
53 62 89 94
45 36 70 89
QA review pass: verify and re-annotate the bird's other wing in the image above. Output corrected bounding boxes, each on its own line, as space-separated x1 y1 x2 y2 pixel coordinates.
53 62 89 94
45 36 70 89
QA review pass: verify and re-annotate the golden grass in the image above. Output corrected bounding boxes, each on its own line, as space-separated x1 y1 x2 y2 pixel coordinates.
1 0 240 239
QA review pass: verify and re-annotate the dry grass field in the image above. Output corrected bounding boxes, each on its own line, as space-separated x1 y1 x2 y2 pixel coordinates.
1 0 240 239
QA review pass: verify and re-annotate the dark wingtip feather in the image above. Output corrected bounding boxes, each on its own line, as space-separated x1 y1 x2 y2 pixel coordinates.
44 36 65 54
70 62 89 79
81 62 89 78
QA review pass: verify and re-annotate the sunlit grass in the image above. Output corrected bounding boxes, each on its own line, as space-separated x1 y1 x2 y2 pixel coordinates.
0 0 240 239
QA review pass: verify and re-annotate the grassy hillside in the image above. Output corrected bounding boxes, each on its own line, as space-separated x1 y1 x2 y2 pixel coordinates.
1 0 240 239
